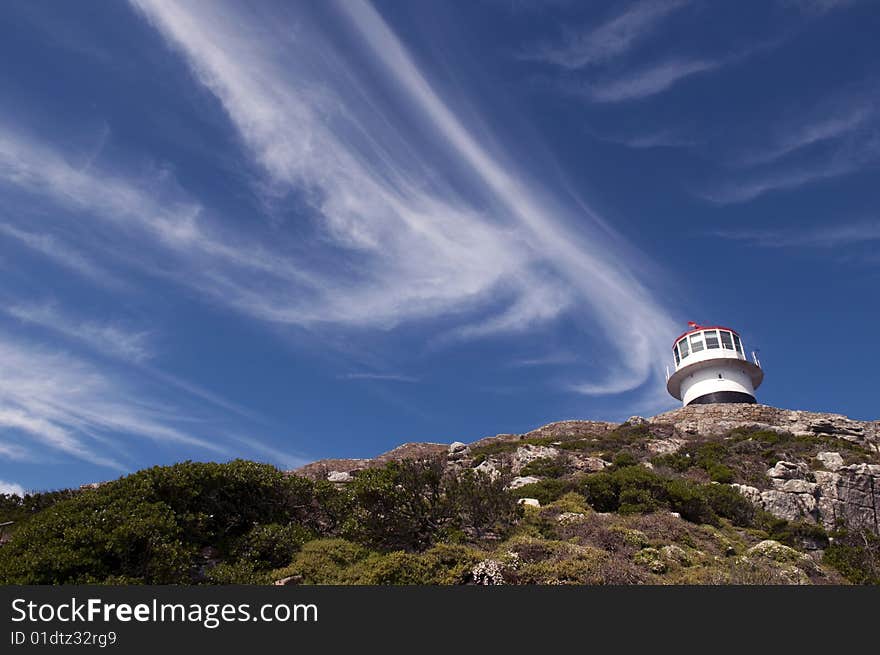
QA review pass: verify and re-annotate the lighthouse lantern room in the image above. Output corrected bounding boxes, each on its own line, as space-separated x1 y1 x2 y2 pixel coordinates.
666 322 763 406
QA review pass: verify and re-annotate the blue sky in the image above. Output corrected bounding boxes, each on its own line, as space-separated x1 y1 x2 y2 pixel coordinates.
1 0 878 495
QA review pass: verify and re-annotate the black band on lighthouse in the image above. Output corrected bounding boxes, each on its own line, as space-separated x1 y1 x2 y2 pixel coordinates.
686 391 756 406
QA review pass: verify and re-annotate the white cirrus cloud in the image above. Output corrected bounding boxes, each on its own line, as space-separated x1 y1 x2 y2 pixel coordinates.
5 302 153 363
523 0 690 69
127 0 682 401
0 0 687 405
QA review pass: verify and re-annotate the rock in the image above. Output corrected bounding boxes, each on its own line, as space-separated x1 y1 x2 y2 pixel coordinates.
273 576 298 586
731 483 762 506
660 544 691 566
517 498 541 508
475 459 501 480
507 476 540 490
778 479 818 494
747 540 805 564
646 438 686 456
767 461 809 480
448 441 467 454
471 559 505 585
669 512 681 519
511 444 560 474
327 470 353 483
566 453 609 472
556 512 587 524
760 490 817 522
816 451 845 471
649 404 879 455
625 416 648 426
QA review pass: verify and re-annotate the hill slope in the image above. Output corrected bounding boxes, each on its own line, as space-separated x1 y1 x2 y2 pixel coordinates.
1 404 877 585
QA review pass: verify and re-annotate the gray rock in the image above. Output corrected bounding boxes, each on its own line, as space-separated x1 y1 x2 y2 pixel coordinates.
566 453 609 472
475 460 501 480
625 416 648 426
511 444 560 474
816 451 845 471
517 497 541 508
507 476 540 490
732 483 762 506
767 461 809 480
448 441 468 454
327 471 353 483
646 438 686 456
779 479 818 494
760 490 817 522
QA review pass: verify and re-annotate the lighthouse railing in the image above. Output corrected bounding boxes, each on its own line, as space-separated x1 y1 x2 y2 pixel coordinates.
752 351 761 368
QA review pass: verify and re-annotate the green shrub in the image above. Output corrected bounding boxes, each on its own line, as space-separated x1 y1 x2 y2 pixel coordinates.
823 528 880 585
582 467 744 527
611 452 639 468
520 456 567 478
705 484 755 526
234 523 315 570
511 478 579 505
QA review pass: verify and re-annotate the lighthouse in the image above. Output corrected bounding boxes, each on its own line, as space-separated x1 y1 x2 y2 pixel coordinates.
666 322 763 406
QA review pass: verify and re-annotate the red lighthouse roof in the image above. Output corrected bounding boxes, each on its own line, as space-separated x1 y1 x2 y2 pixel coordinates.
672 323 741 349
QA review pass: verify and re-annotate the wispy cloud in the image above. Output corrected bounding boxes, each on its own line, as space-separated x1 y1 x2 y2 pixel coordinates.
698 134 880 203
595 129 697 150
582 57 718 102
523 0 690 69
712 219 880 248
0 332 230 470
735 103 874 166
781 0 859 15
6 302 152 363
0 480 25 496
339 373 420 383
123 0 680 401
508 352 578 367
0 222 116 285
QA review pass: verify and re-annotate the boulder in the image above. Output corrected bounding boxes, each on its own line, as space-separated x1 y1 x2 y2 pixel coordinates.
511 444 560 474
760 490 817 522
448 441 468 454
507 476 541 490
327 470 353 483
767 461 809 480
517 498 541 508
566 453 609 472
475 459 501 480
816 451 845 471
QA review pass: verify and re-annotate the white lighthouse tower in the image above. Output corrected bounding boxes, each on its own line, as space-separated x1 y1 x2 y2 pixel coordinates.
666 322 763 406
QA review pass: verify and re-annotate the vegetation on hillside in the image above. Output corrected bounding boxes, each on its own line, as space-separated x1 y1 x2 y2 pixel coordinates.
0 425 877 585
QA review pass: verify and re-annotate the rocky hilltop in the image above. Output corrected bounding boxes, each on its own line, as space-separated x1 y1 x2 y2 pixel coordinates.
293 404 880 536
3 403 878 586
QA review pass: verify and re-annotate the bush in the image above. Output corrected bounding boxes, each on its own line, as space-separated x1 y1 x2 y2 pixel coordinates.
234 523 315 570
0 460 341 584
582 467 753 527
520 456 567 478
822 525 878 584
511 478 580 506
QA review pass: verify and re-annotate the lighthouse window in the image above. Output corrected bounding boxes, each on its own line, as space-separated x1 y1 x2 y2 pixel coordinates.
704 330 720 349
689 334 704 352
678 338 689 358
732 333 744 356
674 347 680 365
720 331 735 350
